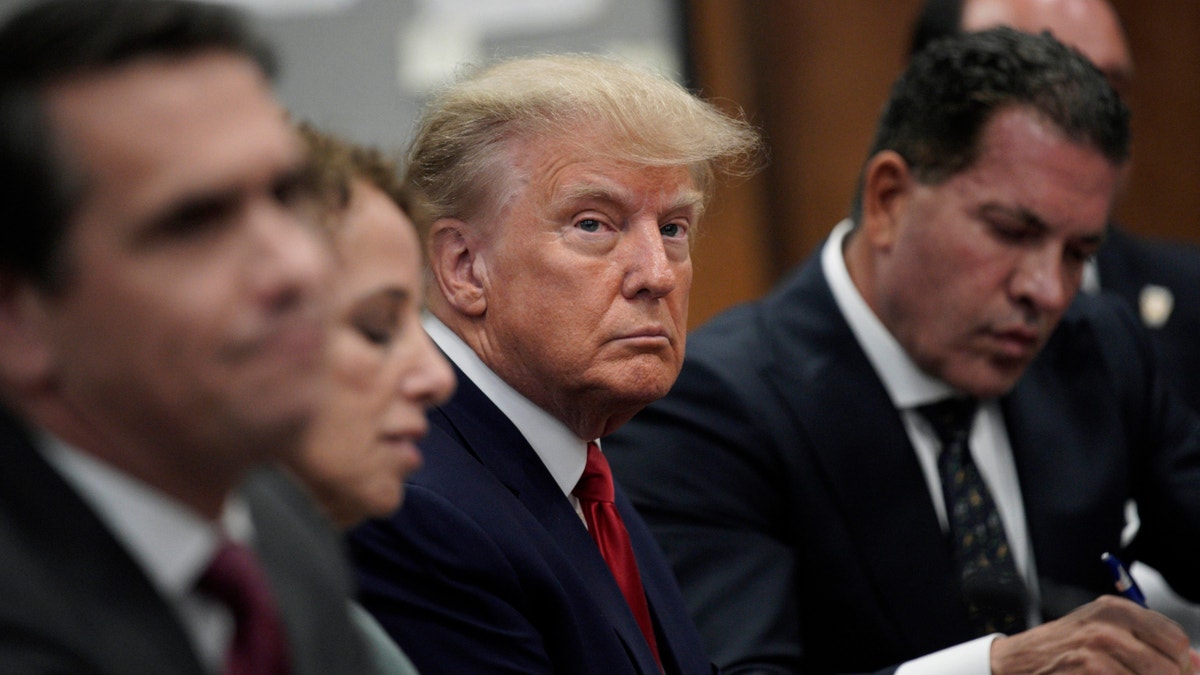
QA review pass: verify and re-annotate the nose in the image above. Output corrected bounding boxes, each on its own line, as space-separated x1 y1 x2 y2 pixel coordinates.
399 327 456 409
620 220 678 301
1009 247 1073 316
248 201 332 314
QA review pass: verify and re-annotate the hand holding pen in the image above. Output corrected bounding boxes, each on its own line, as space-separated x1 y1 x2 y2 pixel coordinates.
1101 551 1148 607
988 552 1199 673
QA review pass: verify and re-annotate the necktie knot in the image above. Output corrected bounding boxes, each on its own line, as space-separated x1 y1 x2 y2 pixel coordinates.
198 540 290 675
574 441 615 503
917 396 977 448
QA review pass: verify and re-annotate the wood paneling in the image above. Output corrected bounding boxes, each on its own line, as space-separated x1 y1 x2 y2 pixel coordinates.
1111 1 1200 240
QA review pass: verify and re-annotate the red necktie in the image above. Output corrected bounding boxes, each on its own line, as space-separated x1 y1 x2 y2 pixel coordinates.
574 441 662 668
198 540 292 675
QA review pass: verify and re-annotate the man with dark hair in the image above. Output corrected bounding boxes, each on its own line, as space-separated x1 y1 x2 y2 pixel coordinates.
0 1 373 672
608 28 1200 675
909 0 1200 416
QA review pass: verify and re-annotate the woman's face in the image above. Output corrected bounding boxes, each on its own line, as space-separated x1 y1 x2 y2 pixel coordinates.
298 180 454 527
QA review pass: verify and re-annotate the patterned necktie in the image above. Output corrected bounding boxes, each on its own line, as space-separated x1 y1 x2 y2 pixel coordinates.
197 540 292 675
917 398 1027 636
574 442 663 668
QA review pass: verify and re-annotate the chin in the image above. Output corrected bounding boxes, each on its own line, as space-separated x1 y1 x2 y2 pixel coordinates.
608 377 676 414
952 370 1023 400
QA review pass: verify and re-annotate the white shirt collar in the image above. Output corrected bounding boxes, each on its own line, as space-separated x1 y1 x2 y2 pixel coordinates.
821 218 959 409
37 432 253 603
423 314 590 499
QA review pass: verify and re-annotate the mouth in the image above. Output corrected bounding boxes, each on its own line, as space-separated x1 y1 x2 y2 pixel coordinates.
378 432 424 471
224 312 326 366
612 326 672 345
987 326 1042 360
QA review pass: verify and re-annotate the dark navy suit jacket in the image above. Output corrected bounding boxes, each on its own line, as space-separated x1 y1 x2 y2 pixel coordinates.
0 406 372 674
606 249 1200 675
1097 225 1200 413
349 365 714 674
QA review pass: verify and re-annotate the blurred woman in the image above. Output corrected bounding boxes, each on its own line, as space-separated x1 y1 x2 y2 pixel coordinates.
293 124 454 528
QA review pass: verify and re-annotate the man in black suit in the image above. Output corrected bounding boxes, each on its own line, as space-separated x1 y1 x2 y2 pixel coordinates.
608 29 1200 674
348 54 761 674
910 0 1200 416
910 0 1200 643
0 1 372 672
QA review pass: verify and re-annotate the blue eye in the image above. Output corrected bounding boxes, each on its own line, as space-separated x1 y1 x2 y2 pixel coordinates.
576 218 602 232
661 222 681 237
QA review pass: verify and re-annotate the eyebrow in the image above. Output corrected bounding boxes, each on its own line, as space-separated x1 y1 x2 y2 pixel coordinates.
558 183 706 218
363 287 410 305
980 203 1108 247
134 163 310 247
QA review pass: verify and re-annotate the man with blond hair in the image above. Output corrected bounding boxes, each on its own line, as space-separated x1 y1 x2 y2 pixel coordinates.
349 54 760 674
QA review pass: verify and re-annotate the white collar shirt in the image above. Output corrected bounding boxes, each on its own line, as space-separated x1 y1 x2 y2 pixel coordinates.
424 314 592 521
39 432 252 674
821 219 1041 674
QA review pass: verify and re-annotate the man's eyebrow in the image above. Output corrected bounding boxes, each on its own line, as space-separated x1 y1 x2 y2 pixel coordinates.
979 203 1107 247
558 183 706 216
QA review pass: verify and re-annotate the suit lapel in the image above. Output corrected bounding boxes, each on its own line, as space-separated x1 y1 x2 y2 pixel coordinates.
1002 303 1128 615
435 368 666 673
761 260 974 650
0 407 206 675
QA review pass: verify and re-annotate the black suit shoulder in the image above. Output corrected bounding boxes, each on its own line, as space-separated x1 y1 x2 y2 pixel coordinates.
0 408 372 675
1096 225 1200 412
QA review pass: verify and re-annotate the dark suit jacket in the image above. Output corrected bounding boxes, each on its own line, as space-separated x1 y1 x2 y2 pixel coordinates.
605 250 1200 675
1097 224 1200 413
348 365 714 674
0 406 373 674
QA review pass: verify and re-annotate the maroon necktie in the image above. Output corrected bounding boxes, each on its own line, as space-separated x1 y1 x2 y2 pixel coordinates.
197 540 291 675
574 441 662 668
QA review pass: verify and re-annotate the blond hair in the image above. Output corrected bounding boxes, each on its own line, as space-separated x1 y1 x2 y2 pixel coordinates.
402 53 762 232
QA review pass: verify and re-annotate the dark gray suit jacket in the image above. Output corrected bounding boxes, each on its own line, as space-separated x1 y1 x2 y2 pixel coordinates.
0 406 374 674
606 249 1200 675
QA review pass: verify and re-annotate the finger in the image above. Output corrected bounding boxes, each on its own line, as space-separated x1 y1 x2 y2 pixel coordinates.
1127 608 1192 670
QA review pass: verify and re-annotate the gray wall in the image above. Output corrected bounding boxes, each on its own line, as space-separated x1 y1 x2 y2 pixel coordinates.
0 0 683 154
263 0 683 152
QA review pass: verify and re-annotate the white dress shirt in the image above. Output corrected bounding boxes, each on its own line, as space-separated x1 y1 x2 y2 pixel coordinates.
39 433 252 675
424 314 594 523
821 219 1041 675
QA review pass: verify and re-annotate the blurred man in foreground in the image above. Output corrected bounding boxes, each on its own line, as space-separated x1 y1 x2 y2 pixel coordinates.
0 1 372 672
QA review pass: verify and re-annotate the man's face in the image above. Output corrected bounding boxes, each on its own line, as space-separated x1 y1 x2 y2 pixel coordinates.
35 52 331 472
862 107 1120 399
470 135 701 438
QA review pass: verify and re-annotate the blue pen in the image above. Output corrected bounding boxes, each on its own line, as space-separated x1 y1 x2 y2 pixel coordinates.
1101 552 1148 607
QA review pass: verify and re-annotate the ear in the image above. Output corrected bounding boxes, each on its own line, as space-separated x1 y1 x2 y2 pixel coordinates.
427 218 487 317
0 274 54 390
861 150 913 252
